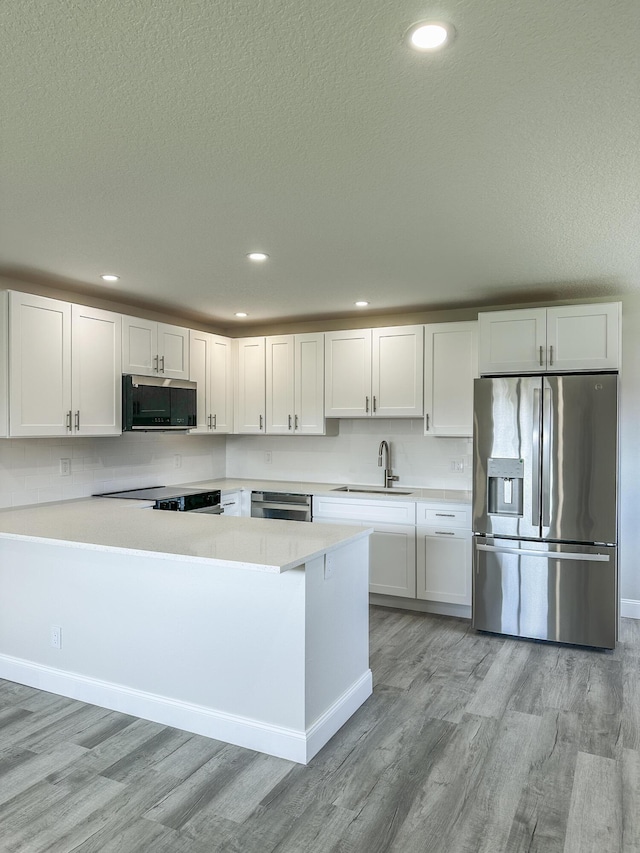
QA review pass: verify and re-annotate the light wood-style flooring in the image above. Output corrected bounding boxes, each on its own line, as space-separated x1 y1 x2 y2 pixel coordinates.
0 608 638 853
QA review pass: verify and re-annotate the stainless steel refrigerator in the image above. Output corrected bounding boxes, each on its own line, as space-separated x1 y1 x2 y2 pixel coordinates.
472 373 618 649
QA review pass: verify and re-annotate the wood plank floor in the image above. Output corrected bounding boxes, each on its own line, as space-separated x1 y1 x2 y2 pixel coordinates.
0 608 638 853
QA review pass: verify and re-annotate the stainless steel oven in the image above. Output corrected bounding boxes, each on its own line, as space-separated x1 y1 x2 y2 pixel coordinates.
250 491 312 522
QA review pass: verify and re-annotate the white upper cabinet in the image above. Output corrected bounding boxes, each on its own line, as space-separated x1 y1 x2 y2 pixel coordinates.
70 305 122 436
9 292 121 437
325 325 423 417
234 337 266 433
545 303 620 371
122 316 189 379
210 334 233 433
424 321 478 437
324 329 371 417
266 333 325 435
479 303 620 374
189 331 233 434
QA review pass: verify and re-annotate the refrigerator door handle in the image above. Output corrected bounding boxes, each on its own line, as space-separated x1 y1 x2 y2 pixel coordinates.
542 385 552 527
532 388 541 526
476 543 610 562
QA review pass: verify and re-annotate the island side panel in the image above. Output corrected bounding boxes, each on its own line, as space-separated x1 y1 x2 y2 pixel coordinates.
0 538 308 733
304 535 372 757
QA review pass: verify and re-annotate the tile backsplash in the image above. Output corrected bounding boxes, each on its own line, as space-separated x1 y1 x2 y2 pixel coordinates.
0 419 471 510
0 433 226 508
226 419 473 490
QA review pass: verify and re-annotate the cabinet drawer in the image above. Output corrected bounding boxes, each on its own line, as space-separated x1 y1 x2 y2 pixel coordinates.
313 496 416 525
416 504 470 528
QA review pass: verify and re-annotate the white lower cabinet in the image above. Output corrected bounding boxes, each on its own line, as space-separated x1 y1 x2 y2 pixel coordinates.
312 496 417 598
416 502 472 606
313 495 472 607
220 490 242 517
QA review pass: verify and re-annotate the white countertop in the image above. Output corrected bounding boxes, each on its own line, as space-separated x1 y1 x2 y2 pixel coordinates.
181 478 472 504
0 498 370 574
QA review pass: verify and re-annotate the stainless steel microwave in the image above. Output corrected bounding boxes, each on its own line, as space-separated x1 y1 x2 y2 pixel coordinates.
122 375 197 431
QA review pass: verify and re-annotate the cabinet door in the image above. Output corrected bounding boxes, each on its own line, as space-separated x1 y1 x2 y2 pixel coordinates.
189 330 212 434
266 336 295 434
416 527 471 605
424 322 477 436
324 329 372 417
372 325 423 417
9 292 72 437
220 491 242 517
369 523 417 598
295 333 325 434
71 305 122 436
234 337 266 433
546 303 620 371
122 315 157 376
210 334 233 433
478 309 547 374
157 323 189 379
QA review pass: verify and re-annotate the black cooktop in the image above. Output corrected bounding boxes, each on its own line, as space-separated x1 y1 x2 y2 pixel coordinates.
95 486 217 501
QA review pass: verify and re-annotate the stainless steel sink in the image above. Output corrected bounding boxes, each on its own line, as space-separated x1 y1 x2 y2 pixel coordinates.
332 486 415 496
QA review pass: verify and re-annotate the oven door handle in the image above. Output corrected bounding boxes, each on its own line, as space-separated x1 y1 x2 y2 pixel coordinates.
252 501 310 512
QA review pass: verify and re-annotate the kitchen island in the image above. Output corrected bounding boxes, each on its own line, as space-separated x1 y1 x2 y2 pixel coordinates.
0 498 372 763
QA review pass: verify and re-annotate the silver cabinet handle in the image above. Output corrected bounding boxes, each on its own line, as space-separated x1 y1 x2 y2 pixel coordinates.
288 414 292 430
208 414 212 429
365 396 369 413
435 513 455 517
435 531 455 535
213 413 217 430
259 414 263 430
294 414 299 430
74 410 80 431
154 355 159 373
159 355 165 374
66 410 72 431
373 396 377 413
539 345 544 367
426 413 430 431
549 345 554 366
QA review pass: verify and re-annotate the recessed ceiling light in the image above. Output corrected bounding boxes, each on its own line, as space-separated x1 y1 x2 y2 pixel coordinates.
100 274 120 282
234 312 248 318
355 301 370 307
247 252 269 262
406 21 454 51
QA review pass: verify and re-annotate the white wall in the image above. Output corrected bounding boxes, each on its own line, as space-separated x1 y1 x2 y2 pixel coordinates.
619 294 640 604
0 432 226 508
226 418 472 491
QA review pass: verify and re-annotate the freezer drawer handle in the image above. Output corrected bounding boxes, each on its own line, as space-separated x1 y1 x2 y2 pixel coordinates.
476 543 610 562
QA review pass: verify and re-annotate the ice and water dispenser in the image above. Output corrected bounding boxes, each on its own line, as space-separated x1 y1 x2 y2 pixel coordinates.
487 458 524 516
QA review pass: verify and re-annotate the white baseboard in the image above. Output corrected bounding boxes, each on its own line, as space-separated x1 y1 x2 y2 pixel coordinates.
621 599 640 620
0 654 372 764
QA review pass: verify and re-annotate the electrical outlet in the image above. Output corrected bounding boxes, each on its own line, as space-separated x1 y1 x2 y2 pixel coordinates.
450 459 465 472
173 454 182 469
59 458 71 476
324 554 335 579
51 626 62 649
265 451 272 464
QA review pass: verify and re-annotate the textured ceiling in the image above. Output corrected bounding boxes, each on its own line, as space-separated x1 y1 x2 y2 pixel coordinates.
1 0 639 326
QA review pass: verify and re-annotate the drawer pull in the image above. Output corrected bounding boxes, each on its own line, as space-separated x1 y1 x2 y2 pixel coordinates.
435 531 455 535
435 513 455 517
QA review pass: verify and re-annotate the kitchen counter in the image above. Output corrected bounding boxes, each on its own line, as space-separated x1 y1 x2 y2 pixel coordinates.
180 477 472 504
0 496 372 763
0 497 369 573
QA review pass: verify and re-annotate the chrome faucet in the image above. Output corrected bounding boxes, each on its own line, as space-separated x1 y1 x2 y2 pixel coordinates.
378 440 399 489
